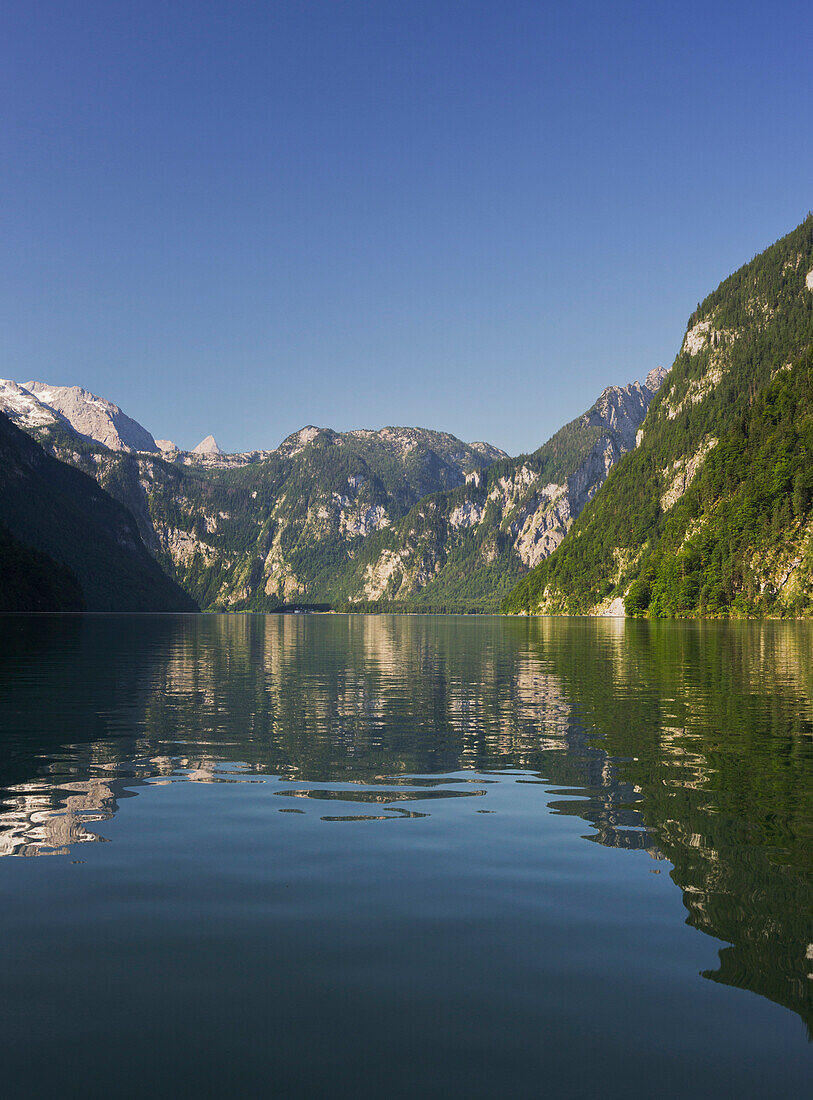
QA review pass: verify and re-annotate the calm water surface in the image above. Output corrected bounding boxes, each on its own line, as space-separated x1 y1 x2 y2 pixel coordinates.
0 614 810 1097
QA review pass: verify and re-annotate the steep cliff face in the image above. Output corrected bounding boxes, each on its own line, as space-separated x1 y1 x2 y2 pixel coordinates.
504 214 813 618
339 371 667 609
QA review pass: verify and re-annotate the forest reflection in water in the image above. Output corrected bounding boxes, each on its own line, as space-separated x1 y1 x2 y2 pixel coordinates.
0 612 811 1046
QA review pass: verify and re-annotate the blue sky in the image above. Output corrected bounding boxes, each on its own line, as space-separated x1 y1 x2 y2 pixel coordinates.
1 1 812 454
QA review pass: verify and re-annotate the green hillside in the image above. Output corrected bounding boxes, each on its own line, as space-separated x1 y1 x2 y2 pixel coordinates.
29 424 506 611
504 214 813 617
331 374 665 611
334 420 608 612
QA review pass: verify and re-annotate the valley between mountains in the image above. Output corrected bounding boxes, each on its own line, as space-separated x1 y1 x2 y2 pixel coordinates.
3 213 813 616
0 369 663 611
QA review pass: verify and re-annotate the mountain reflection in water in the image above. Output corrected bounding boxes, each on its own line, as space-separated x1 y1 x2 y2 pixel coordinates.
0 613 811 1060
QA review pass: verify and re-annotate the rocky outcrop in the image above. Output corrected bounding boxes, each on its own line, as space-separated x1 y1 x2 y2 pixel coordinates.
342 370 668 607
660 437 718 511
585 370 667 449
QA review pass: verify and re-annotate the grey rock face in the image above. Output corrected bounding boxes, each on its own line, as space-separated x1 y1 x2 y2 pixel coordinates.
192 434 223 455
2 380 159 452
583 370 667 450
646 366 668 392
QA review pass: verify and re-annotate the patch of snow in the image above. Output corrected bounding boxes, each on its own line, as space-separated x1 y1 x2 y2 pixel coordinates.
0 379 58 427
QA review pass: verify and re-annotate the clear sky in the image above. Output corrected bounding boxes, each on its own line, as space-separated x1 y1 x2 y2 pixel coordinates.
1 1 812 454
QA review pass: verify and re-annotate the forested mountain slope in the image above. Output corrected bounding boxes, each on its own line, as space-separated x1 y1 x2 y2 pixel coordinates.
25 422 507 610
336 370 667 610
0 412 197 612
504 214 813 617
0 523 84 612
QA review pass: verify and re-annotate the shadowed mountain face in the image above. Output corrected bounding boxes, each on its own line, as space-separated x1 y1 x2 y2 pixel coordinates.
0 522 83 612
0 412 197 611
0 614 809 1041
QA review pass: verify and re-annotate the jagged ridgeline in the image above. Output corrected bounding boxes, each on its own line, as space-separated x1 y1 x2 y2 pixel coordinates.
0 366 666 611
18 387 663 612
337 371 665 610
504 214 813 617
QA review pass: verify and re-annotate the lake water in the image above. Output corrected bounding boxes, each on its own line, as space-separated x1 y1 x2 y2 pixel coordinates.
0 614 810 1097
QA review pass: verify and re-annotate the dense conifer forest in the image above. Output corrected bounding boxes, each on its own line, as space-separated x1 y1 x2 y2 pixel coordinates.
504 215 813 617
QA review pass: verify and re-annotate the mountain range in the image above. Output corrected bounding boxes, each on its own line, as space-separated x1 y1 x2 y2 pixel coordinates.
0 368 662 611
2 213 813 616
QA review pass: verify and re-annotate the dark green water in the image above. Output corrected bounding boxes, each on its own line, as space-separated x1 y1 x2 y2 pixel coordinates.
0 614 810 1097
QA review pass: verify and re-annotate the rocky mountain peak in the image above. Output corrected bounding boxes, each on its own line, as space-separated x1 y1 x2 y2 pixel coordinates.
583 371 668 451
645 366 668 392
470 441 508 462
0 379 158 452
192 434 223 455
0 379 60 429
